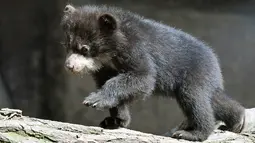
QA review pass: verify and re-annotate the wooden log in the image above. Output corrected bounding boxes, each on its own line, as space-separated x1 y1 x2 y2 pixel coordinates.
0 108 254 143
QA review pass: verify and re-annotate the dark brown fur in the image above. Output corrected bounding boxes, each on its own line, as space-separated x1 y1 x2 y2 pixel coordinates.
61 5 245 141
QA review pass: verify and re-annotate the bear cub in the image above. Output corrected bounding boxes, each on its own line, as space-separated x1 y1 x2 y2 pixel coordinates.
61 4 245 141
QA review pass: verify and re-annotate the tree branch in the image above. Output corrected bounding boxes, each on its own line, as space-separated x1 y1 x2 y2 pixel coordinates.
0 108 254 143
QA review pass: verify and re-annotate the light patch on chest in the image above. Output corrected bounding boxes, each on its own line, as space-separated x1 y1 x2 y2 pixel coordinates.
65 53 102 74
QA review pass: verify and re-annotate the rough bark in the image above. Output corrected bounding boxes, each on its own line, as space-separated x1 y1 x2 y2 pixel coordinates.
0 108 254 143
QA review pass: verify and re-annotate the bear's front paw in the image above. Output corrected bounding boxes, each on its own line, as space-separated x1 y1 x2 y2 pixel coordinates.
99 117 123 129
83 92 118 110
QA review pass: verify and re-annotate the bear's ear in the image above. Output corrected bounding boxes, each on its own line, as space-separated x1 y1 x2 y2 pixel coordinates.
64 4 76 14
98 13 117 33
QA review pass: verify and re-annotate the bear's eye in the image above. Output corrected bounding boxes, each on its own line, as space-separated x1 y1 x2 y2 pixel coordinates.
80 45 90 54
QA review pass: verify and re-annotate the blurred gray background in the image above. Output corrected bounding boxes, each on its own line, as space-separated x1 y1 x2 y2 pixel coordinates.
0 0 254 135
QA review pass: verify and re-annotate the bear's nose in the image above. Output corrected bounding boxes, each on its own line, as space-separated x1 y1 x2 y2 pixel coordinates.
65 61 74 71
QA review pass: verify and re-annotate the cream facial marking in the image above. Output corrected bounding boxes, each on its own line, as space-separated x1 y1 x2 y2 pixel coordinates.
65 53 102 74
